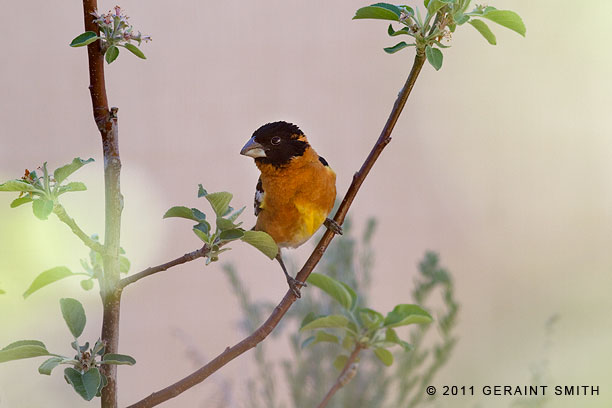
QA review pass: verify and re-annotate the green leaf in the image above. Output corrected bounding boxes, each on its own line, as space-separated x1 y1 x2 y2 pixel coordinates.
194 221 211 236
0 180 39 192
454 13 469 25
216 217 238 231
312 331 339 345
300 315 349 331
60 298 87 338
384 41 416 54
197 184 208 197
240 230 278 259
385 328 413 351
191 208 207 221
80 279 94 291
342 334 355 351
227 206 246 222
0 341 49 363
374 347 394 366
307 273 353 310
105 45 119 64
163 206 200 221
387 24 412 37
192 227 210 243
333 354 349 371
10 196 33 208
101 353 136 365
301 336 315 349
482 9 526 37
425 45 443 71
96 373 108 397
38 356 64 375
2 340 46 350
469 19 497 45
204 192 233 217
359 308 384 330
32 199 54 220
69 32 98 47
57 182 87 195
353 3 401 21
64 367 101 401
339 281 358 311
300 311 318 329
219 229 244 241
23 266 76 299
123 43 146 59
383 304 433 328
54 157 94 184
119 256 130 274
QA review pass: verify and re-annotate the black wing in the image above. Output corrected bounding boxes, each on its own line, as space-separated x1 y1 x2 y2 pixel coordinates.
254 177 264 216
318 155 329 167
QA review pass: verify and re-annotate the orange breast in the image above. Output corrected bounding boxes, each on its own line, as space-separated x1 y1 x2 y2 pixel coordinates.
255 147 336 248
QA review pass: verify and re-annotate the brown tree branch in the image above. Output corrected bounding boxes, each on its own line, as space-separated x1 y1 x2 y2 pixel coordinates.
81 1 123 407
127 51 426 408
118 245 209 289
317 345 363 408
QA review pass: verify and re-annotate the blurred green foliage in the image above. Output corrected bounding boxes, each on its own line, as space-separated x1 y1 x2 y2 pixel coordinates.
224 216 459 407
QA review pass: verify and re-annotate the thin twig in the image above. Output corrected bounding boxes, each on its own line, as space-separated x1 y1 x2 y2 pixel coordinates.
53 203 105 253
118 245 209 289
317 344 363 408
127 51 426 408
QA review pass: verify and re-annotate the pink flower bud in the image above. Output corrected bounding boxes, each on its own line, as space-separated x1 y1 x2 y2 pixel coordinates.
115 6 121 16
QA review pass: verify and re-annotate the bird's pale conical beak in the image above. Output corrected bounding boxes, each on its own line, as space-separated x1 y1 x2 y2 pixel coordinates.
240 137 266 158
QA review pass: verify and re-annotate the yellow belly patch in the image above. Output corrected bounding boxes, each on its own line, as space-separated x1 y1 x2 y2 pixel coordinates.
292 202 328 246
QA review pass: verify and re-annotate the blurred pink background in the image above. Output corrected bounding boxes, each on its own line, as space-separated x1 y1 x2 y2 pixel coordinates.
1 1 611 407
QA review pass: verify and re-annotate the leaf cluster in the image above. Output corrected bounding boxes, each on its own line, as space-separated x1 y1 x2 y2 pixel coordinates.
69 6 150 64
0 157 93 220
354 1 526 70
163 184 278 264
0 298 135 401
300 273 432 368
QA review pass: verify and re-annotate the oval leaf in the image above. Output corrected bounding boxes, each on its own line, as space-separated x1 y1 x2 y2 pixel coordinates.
124 43 146 59
23 266 76 299
425 45 443 71
163 206 199 221
105 46 119 64
353 3 401 21
0 343 49 363
39 356 64 375
469 19 497 45
300 315 349 332
32 199 54 220
333 354 349 371
384 41 416 54
240 230 278 259
204 192 233 217
70 32 98 47
60 298 86 338
58 182 88 195
307 273 353 310
219 229 244 241
313 331 339 345
0 180 39 192
53 157 94 184
374 347 394 366
482 9 526 37
216 217 238 231
383 304 433 328
10 196 33 208
101 353 136 365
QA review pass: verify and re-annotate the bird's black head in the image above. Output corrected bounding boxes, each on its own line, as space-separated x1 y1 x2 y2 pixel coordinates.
240 121 309 167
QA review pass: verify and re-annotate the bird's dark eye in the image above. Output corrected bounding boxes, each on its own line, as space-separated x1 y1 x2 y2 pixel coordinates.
271 136 281 145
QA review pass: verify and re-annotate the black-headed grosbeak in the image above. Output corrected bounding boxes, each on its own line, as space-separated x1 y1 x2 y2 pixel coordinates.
240 121 342 296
